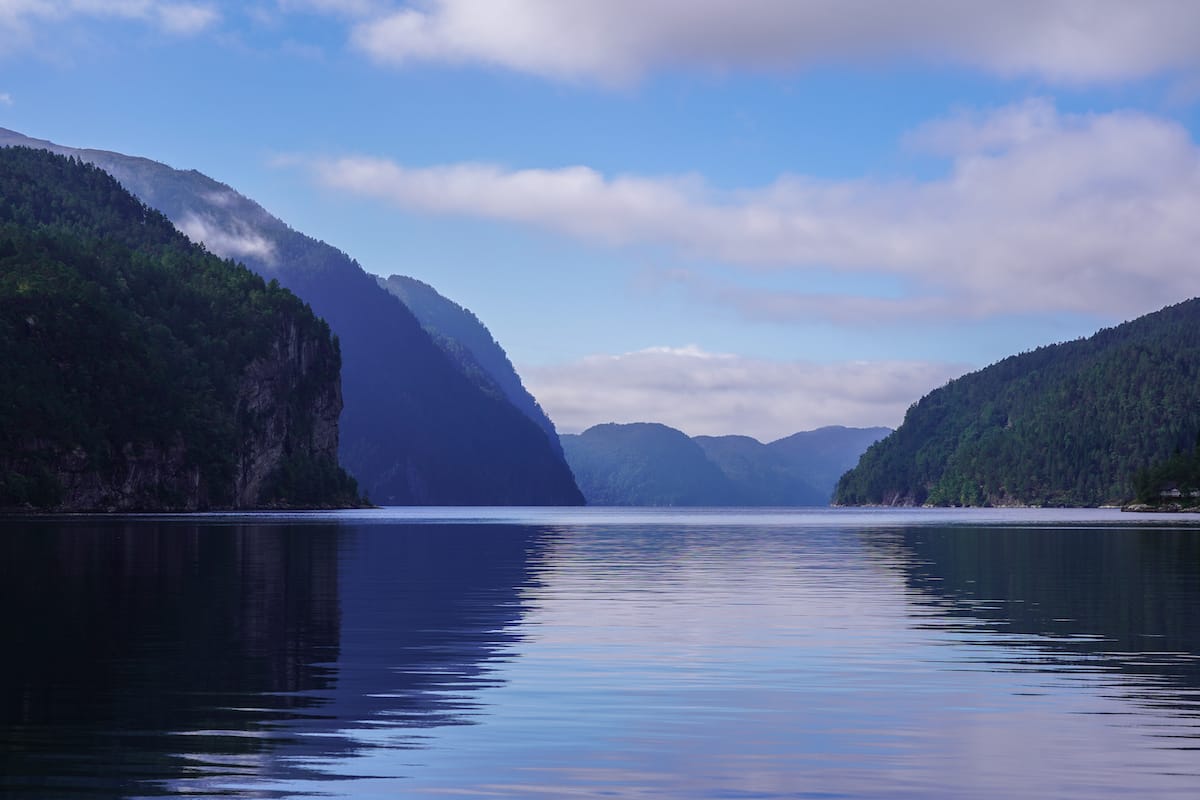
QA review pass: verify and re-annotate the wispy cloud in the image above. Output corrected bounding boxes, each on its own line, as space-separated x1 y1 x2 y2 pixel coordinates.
176 212 278 266
522 346 965 441
347 0 1200 85
0 1 220 54
0 92 11 105
154 3 219 35
301 100 1200 321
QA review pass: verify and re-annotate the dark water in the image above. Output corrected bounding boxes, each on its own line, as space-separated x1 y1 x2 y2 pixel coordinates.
2 507 1200 799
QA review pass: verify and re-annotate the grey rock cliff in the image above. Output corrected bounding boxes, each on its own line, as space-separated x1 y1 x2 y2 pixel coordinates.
231 317 343 508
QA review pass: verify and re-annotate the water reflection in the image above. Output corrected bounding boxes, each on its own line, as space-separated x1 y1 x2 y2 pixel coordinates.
0 518 548 798
2 512 1200 799
887 526 1200 721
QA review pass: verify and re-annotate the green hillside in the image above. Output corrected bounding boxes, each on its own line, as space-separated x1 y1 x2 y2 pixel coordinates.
0 146 358 510
835 298 1200 507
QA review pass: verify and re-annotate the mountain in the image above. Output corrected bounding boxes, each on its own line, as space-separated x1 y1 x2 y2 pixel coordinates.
562 423 742 506
562 423 889 506
377 274 564 457
0 128 583 505
835 298 1200 507
0 146 359 511
767 426 895 497
696 425 892 506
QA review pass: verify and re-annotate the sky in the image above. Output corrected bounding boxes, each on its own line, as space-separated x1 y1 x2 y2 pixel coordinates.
4 1 1200 441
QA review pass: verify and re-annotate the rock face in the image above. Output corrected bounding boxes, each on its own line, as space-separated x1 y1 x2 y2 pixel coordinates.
231 318 343 508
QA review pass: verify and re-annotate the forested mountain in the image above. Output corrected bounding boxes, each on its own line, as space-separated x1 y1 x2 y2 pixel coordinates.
378 274 564 456
562 423 889 506
0 146 359 510
835 298 1200 507
0 128 583 505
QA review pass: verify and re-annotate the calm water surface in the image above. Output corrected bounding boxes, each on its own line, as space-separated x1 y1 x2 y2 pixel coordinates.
2 507 1200 798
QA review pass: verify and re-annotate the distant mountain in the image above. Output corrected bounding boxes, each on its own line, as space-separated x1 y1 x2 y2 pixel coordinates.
835 298 1200 507
378 274 564 457
768 426 895 498
562 423 889 506
0 128 583 505
0 146 358 510
562 423 742 506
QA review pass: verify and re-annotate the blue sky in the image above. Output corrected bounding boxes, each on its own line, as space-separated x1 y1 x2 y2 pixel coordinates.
5 1 1200 440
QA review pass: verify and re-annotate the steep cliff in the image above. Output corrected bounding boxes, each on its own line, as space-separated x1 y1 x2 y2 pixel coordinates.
0 127 583 506
0 146 358 511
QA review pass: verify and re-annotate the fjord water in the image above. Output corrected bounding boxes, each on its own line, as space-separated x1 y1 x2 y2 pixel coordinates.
2 509 1199 799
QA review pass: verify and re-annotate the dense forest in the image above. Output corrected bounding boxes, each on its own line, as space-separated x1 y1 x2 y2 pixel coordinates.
0 146 359 509
562 423 889 506
0 128 583 505
835 298 1200 507
1131 435 1200 508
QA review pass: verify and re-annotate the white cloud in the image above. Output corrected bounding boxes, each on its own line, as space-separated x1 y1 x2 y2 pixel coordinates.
522 346 965 441
0 0 219 51
154 2 218 34
303 100 1200 321
0 91 11 105
177 212 278 266
349 0 1200 85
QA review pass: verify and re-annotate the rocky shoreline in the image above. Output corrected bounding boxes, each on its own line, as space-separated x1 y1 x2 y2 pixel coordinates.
1121 502 1200 513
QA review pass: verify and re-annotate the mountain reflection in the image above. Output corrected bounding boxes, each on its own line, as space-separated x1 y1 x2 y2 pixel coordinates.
0 518 547 799
884 525 1200 694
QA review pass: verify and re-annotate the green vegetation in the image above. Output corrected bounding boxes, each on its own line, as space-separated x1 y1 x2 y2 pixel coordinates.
835 298 1200 507
1131 434 1200 507
0 146 358 509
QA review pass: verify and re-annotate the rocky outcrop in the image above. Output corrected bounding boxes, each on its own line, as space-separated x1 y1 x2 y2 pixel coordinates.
231 317 343 507
1 315 344 513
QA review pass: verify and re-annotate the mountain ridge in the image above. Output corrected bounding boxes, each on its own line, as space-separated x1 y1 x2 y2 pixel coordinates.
563 422 890 506
0 127 583 505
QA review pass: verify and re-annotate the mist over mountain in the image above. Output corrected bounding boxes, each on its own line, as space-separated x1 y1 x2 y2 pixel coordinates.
562 423 889 506
835 298 1200 507
0 128 582 505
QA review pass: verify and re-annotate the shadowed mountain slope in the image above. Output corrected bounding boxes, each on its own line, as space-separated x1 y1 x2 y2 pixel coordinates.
0 128 582 505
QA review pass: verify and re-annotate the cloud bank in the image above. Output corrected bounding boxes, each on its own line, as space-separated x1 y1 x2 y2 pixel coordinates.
305 100 1200 321
349 0 1200 85
522 346 965 441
